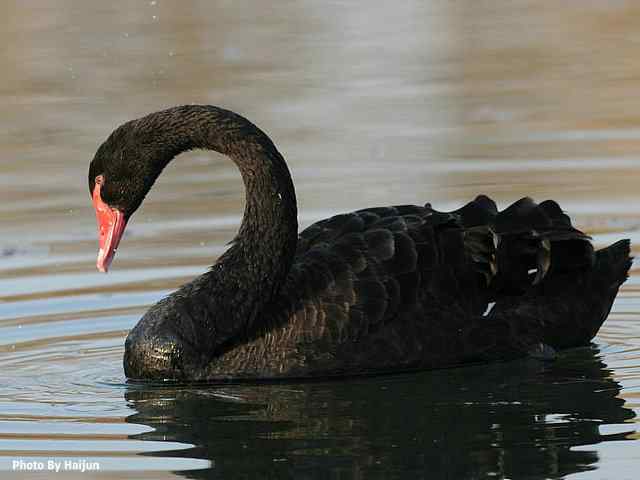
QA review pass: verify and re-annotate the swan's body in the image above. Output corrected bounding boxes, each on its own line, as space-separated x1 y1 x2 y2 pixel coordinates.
88 105 632 381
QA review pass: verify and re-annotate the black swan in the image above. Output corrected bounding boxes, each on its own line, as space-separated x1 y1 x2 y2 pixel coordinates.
88 105 632 381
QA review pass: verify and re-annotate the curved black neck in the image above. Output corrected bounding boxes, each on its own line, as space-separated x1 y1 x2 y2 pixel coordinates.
131 105 298 331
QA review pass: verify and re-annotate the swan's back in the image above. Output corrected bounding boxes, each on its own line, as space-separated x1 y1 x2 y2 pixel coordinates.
225 195 630 378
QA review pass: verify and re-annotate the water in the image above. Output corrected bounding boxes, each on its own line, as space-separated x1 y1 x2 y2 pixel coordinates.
1 1 639 478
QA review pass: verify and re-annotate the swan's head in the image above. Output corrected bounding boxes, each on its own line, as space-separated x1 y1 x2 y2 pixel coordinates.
88 105 272 273
88 119 168 272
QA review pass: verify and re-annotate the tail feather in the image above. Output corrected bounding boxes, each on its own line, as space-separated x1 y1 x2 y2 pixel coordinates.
454 196 595 297
450 196 632 359
540 239 632 348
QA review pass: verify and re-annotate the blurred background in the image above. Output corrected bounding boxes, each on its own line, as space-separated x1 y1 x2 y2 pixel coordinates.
2 2 639 253
1 2 639 479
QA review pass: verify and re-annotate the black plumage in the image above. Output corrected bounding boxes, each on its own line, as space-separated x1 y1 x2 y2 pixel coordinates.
87 105 632 381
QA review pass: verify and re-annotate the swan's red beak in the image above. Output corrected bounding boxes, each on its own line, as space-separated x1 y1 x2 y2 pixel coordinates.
92 181 127 273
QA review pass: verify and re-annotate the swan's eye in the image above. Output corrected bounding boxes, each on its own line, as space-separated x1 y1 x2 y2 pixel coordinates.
94 175 114 204
94 173 128 207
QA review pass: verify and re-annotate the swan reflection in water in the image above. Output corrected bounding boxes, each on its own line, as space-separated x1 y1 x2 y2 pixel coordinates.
124 346 635 479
